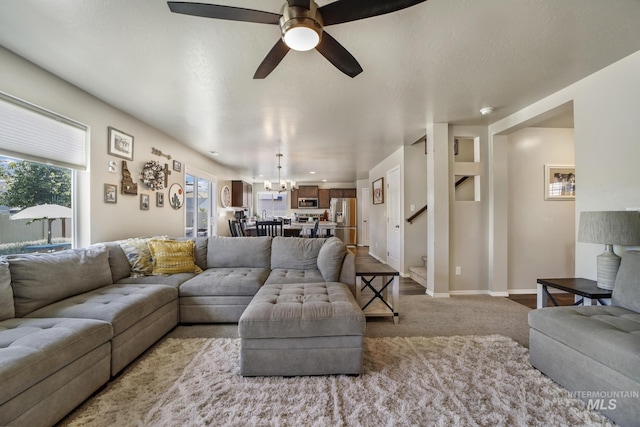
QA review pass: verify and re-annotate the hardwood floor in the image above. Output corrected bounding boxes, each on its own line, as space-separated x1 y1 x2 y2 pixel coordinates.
508 293 576 309
352 246 578 307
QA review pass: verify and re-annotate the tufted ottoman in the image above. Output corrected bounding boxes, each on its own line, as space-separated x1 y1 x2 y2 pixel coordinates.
238 282 365 376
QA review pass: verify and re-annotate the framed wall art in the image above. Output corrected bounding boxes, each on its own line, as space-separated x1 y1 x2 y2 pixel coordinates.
173 160 182 172
372 177 384 205
169 183 184 209
107 127 134 161
140 193 150 210
156 192 165 207
544 164 575 201
104 183 117 204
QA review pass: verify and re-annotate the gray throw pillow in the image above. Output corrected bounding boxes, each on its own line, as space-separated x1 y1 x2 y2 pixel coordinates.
7 245 113 317
317 237 347 282
612 250 640 313
0 260 14 321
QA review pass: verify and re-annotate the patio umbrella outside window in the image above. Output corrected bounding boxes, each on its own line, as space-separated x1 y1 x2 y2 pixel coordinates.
10 203 72 244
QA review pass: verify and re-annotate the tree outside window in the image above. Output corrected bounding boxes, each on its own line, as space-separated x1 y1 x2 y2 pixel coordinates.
0 155 72 254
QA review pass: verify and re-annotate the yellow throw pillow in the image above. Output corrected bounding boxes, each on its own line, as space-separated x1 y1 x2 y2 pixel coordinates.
119 236 168 277
148 239 203 275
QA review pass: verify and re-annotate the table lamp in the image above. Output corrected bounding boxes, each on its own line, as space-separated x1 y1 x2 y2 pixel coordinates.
577 211 640 289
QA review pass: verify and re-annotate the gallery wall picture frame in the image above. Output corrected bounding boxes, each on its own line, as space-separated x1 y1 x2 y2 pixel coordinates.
173 160 182 172
156 192 165 207
372 177 384 205
140 193 150 210
169 183 184 209
544 164 575 201
107 127 134 161
104 183 117 204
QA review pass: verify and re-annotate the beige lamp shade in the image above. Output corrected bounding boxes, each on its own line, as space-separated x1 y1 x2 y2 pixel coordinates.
578 211 640 289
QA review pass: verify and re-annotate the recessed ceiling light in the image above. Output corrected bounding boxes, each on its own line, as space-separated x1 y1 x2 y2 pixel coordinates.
322 179 327 182
209 151 220 156
480 107 494 116
309 171 316 174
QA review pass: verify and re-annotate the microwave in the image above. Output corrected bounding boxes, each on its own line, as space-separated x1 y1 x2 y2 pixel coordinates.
298 198 318 209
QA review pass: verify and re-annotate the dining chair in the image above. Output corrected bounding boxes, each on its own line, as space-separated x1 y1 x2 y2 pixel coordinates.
228 219 245 237
309 219 320 238
255 220 283 237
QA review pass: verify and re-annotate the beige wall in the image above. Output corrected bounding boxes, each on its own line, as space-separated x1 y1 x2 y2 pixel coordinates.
490 49 640 287
369 146 404 266
0 46 241 245
507 127 575 291
403 143 428 272
450 126 489 293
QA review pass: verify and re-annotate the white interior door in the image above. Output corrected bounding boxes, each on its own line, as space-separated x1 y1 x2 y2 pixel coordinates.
361 187 370 246
387 166 401 270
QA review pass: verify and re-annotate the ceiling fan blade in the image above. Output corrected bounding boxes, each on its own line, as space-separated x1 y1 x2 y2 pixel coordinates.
320 0 427 26
315 31 363 78
167 2 280 24
254 39 291 79
287 0 311 8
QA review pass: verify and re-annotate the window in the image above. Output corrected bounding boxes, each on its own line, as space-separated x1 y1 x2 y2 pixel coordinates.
0 155 73 255
256 192 288 219
0 92 86 255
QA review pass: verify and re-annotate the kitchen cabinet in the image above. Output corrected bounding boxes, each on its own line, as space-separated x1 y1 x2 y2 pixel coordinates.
318 189 331 209
231 180 252 208
298 185 318 198
290 189 298 209
329 188 357 199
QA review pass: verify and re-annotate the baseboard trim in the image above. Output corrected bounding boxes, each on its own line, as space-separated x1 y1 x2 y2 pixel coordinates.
425 289 450 298
449 290 489 296
488 291 510 297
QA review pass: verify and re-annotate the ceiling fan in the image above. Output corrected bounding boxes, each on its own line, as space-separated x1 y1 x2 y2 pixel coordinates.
167 0 427 79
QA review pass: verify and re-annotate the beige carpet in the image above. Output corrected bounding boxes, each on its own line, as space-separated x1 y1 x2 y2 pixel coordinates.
59 335 612 426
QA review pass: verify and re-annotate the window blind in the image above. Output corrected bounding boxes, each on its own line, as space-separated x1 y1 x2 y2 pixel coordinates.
0 92 87 170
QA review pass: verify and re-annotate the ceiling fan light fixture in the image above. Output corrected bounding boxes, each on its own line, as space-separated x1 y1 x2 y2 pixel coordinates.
280 3 323 52
283 25 320 51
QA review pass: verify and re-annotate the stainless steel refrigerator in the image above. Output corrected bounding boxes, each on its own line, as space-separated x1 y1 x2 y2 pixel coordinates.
330 198 357 245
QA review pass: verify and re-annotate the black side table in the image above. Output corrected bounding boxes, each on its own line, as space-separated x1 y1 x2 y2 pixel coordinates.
536 278 612 309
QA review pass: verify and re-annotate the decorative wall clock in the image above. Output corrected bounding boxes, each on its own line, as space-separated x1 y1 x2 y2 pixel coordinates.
221 185 231 208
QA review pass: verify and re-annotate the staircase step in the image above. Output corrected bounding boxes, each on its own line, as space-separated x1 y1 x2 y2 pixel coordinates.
408 266 427 287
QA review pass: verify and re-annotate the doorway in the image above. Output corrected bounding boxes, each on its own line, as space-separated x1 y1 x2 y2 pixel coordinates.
185 168 217 237
386 166 401 270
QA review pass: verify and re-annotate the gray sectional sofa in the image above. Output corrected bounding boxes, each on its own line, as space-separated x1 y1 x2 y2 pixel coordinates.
0 235 356 427
529 250 640 427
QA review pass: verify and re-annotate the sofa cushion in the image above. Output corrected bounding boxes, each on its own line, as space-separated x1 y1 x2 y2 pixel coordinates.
180 268 270 297
115 272 196 288
148 239 203 275
24 284 177 336
0 317 113 406
265 268 325 285
238 282 365 339
7 245 113 317
270 237 325 270
104 241 132 283
0 261 14 321
612 250 640 313
528 306 640 383
317 237 347 282
207 236 271 269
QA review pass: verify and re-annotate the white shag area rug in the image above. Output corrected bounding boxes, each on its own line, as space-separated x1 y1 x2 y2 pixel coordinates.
59 335 613 426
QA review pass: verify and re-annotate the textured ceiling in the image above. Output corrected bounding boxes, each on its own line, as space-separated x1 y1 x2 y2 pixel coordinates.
1 0 639 183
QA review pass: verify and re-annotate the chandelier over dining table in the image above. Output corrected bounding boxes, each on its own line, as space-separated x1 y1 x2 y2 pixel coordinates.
264 153 297 192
